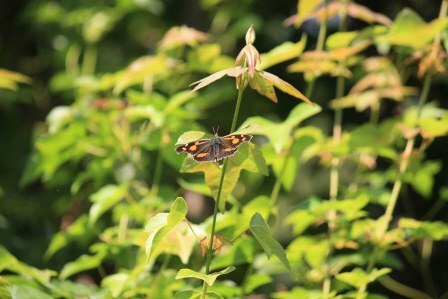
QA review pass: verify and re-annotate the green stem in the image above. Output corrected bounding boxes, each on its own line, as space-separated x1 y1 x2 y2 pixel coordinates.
151 142 165 197
379 275 432 299
322 5 347 298
81 44 97 76
362 72 432 296
201 86 246 298
305 0 329 99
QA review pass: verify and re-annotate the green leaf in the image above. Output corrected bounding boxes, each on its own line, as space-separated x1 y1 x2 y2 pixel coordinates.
0 246 55 285
243 273 272 294
6 285 53 299
326 31 359 49
59 244 108 279
399 218 448 240
0 69 31 91
145 197 188 260
243 103 322 153
89 184 127 225
335 268 391 288
250 213 291 270
210 237 256 271
173 290 223 299
376 8 448 49
175 131 208 145
179 142 267 209
44 215 91 260
101 273 129 297
175 266 235 286
273 286 323 299
259 35 307 70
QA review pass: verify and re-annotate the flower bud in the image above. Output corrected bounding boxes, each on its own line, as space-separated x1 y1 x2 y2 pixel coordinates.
245 25 256 45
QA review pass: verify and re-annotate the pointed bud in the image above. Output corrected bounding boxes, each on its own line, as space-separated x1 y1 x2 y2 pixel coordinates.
245 25 256 45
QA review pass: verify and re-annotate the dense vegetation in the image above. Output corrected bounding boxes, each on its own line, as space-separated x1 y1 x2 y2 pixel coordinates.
1 0 448 298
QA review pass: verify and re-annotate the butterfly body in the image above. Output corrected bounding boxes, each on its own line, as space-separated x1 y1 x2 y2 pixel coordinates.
175 133 252 162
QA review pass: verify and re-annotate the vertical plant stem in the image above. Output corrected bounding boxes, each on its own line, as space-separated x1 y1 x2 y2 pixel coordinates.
81 44 97 76
322 5 347 298
151 142 165 197
305 0 329 99
359 73 433 297
201 86 245 299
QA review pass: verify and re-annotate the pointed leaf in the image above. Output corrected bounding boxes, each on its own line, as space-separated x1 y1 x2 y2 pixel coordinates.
145 197 188 260
257 71 313 105
175 266 235 286
190 67 247 93
336 268 391 288
250 213 291 270
249 71 277 102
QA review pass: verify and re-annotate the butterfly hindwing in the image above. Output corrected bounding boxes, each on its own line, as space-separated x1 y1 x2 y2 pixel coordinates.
175 133 253 162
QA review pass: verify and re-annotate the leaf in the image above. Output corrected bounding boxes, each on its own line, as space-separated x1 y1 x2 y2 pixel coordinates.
210 237 256 271
175 266 236 286
44 215 91 260
6 285 53 299
175 131 208 145
145 197 188 260
59 244 108 279
259 35 307 70
190 66 247 93
257 71 313 105
375 8 448 49
173 290 223 299
242 102 321 153
250 213 291 270
243 273 272 294
0 246 56 285
273 287 323 299
399 218 448 240
179 142 267 209
101 273 129 297
0 69 31 91
89 184 127 225
335 268 391 288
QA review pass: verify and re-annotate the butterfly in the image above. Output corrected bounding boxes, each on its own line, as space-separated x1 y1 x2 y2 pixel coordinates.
175 133 253 162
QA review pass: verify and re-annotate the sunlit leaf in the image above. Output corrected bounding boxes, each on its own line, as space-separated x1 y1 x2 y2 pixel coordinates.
179 142 267 209
335 268 391 288
145 197 188 260
0 69 31 91
375 8 448 49
243 273 272 294
101 273 129 297
273 287 324 299
158 25 210 51
259 35 307 70
175 266 235 286
190 67 247 93
250 213 291 270
89 184 127 225
6 285 53 299
210 237 256 271
399 218 448 240
242 102 321 153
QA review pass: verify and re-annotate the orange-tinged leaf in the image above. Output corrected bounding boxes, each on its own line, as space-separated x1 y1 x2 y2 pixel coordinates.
249 72 277 103
158 25 210 51
258 71 313 105
347 3 392 25
259 35 307 70
301 41 370 61
189 66 247 93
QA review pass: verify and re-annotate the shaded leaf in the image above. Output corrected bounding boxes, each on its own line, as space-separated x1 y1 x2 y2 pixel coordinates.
250 213 291 270
0 69 31 91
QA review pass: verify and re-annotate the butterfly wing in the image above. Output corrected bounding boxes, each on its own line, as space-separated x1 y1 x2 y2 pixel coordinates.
215 134 253 161
175 139 214 162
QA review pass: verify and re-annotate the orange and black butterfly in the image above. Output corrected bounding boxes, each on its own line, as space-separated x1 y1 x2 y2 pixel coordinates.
175 133 253 162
